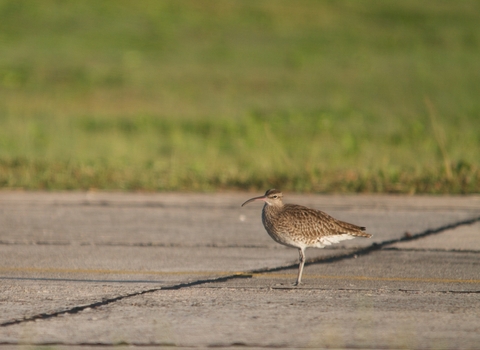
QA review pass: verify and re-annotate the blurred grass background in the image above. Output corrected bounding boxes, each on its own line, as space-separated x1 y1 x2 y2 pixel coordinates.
0 0 479 193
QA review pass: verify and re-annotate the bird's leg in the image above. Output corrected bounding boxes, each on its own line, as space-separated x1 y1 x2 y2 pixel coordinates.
294 248 306 286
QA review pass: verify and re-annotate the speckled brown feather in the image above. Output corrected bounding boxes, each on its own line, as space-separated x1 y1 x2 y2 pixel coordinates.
269 203 371 241
262 203 371 248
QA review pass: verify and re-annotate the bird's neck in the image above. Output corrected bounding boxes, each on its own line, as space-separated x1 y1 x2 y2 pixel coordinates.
262 202 283 219
261 203 284 233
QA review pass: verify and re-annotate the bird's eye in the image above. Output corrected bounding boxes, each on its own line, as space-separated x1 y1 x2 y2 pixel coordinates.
272 195 278 199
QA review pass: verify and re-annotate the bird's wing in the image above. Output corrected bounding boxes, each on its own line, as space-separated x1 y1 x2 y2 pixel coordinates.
282 204 371 238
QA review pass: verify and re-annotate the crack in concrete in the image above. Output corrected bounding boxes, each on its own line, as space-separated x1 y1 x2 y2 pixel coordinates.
1 215 479 329
0 274 251 327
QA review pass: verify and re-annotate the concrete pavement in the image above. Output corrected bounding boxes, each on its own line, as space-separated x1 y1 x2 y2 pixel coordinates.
0 191 479 349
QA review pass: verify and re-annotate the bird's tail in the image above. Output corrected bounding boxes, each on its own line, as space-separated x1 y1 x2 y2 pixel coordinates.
351 229 372 238
338 221 372 238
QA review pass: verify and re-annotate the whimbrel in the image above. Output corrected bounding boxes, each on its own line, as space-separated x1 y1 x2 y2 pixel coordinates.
242 189 372 285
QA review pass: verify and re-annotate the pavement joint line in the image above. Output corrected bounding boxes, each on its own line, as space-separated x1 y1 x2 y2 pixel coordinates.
0 240 276 249
1 215 479 329
4 195 480 211
0 341 299 348
249 273 480 284
0 266 240 276
0 276 175 283
3 334 480 348
383 247 480 253
1 269 478 285
191 285 480 293
0 341 179 347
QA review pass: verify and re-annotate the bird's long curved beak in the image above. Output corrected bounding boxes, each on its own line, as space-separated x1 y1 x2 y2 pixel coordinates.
241 195 266 207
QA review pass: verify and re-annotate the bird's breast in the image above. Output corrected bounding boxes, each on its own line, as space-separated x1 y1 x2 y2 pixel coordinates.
261 206 303 248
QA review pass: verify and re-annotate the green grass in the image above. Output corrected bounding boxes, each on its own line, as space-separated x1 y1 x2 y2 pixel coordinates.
1 0 479 193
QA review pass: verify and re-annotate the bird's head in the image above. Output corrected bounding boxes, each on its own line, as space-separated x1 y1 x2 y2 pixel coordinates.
241 189 284 207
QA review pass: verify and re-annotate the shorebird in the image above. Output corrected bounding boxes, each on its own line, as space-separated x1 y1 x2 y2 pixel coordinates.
242 189 372 285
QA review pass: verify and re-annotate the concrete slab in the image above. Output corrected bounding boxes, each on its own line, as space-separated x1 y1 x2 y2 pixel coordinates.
0 192 479 349
0 288 478 349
